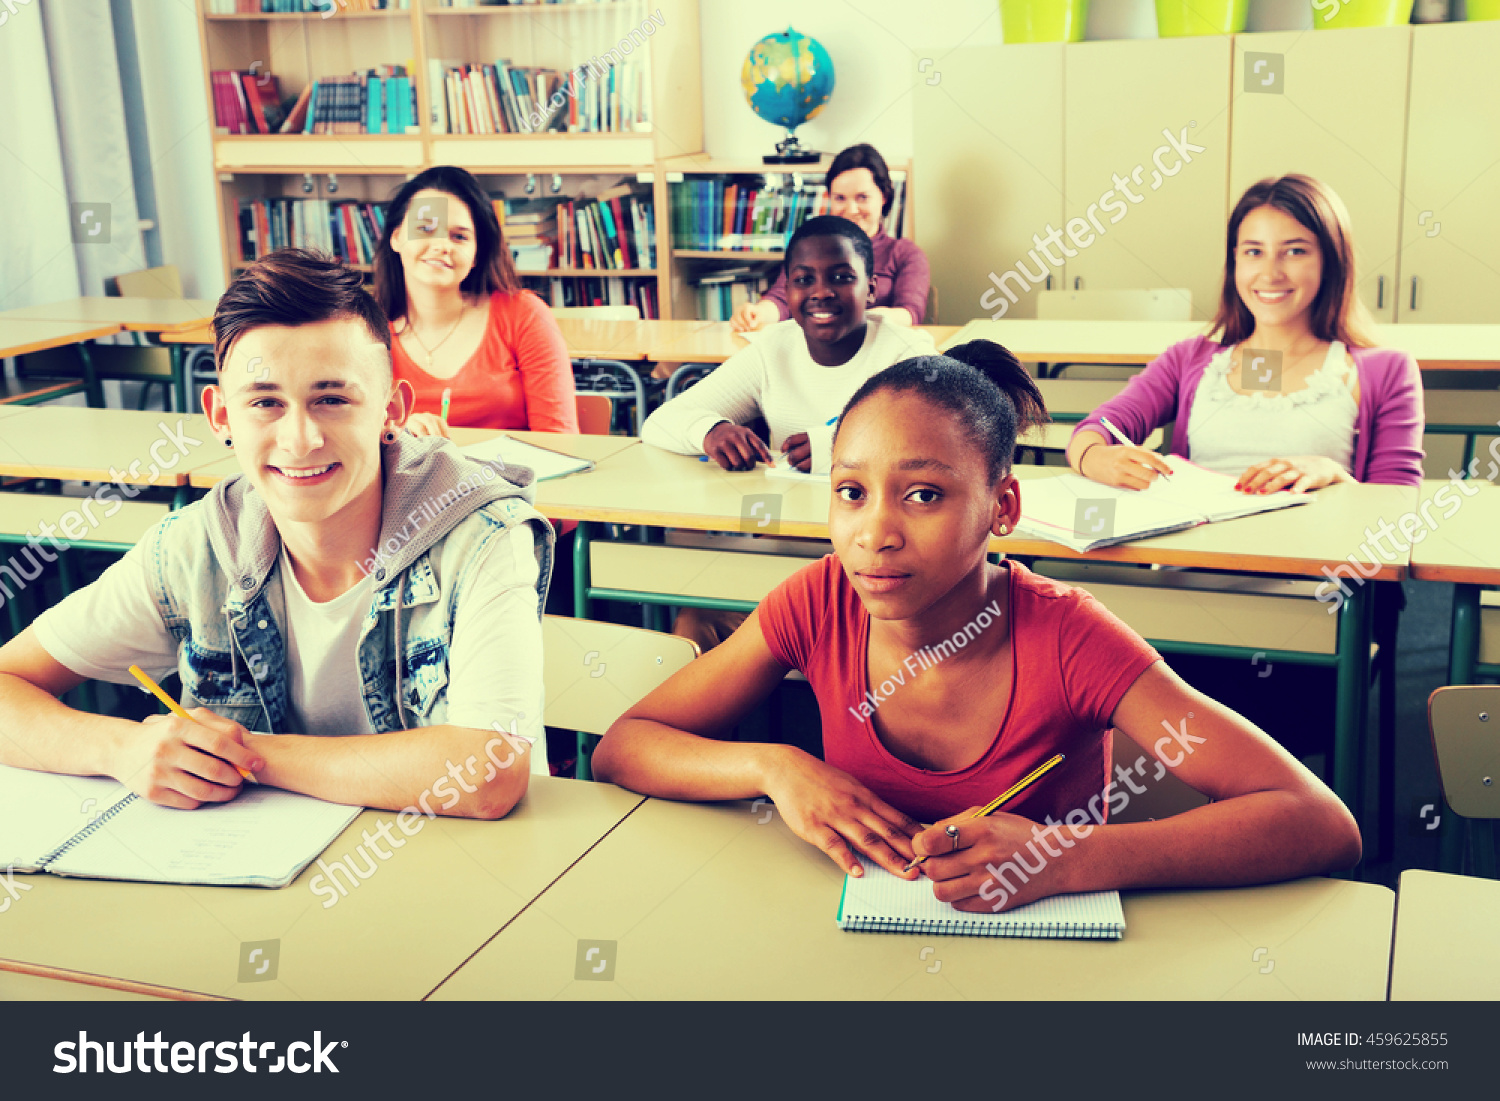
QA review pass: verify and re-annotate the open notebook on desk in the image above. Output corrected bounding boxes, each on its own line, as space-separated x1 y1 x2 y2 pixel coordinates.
1 764 359 889
838 858 1125 939
1014 455 1312 552
459 435 594 481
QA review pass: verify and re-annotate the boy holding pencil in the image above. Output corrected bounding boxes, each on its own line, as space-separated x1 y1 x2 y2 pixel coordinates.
0 249 554 818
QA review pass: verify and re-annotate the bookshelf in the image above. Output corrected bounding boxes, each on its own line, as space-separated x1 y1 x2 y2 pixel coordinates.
659 154 914 322
195 0 701 317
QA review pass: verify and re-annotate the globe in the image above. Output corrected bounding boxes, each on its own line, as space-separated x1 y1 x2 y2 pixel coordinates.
741 28 834 162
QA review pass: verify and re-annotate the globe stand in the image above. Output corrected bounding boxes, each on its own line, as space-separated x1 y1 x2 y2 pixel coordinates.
763 130 820 165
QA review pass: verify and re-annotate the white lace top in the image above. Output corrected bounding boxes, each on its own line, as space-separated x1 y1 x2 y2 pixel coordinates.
1186 341 1358 478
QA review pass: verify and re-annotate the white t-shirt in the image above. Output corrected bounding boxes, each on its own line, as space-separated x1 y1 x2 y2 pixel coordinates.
33 524 548 774
640 315 937 473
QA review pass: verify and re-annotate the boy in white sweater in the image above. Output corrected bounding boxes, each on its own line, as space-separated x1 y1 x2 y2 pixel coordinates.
642 216 935 474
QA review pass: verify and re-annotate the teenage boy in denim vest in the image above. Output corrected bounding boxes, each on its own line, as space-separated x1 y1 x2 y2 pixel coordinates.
0 250 554 819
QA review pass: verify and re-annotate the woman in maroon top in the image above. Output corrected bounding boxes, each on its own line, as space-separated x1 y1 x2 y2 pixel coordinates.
594 342 1360 913
731 144 930 332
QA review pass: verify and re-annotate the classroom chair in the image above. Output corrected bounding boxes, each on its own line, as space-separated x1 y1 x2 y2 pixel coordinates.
665 362 714 399
1428 684 1500 879
1420 388 1500 483
1034 287 1192 379
541 614 698 781
16 266 187 412
575 393 614 436
573 358 647 434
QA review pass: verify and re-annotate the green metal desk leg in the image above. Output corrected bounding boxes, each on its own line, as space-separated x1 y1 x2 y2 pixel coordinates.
172 485 191 510
172 344 189 416
1438 584 1482 873
1332 581 1373 836
573 520 592 621
76 342 103 408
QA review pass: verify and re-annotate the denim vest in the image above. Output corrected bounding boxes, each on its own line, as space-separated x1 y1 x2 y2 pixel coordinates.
144 435 554 734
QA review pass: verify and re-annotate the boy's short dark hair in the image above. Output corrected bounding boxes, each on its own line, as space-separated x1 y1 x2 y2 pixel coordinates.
213 248 391 375
784 215 876 283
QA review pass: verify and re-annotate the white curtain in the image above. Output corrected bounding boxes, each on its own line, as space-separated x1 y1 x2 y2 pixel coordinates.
0 0 145 309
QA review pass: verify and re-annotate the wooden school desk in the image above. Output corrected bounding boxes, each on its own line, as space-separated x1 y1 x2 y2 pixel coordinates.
0 408 228 508
0 298 217 415
430 796 1395 1001
1409 480 1500 873
0 318 121 408
645 320 962 365
183 428 641 491
1389 869 1500 1000
0 777 644 1002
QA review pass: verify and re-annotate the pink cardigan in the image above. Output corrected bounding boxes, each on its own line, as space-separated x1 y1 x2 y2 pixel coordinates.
1070 335 1426 486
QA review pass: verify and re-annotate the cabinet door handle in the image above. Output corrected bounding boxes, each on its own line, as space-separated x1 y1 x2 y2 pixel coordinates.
1074 276 1082 290
1045 274 1053 291
1376 275 1385 310
1410 276 1419 311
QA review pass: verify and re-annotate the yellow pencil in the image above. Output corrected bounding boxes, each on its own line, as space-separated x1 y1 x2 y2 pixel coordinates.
127 664 257 784
902 752 1066 872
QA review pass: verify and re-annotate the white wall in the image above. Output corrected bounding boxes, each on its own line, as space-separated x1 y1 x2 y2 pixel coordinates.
698 0 1317 163
130 0 224 300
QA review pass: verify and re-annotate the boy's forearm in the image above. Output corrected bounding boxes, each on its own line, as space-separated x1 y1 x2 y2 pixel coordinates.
0 673 131 779
245 723 530 820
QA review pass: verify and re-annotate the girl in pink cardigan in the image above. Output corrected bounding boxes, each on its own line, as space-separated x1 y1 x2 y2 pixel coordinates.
1068 175 1424 490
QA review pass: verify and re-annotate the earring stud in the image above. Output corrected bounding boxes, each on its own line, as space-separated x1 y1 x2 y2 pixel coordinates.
223 438 232 447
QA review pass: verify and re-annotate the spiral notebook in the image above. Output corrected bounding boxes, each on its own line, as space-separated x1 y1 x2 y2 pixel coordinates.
459 435 594 482
1 764 360 889
837 858 1126 940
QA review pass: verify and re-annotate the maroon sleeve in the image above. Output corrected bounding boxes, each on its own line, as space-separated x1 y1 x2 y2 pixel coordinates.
759 267 791 321
886 239 931 324
1053 587 1161 728
756 556 836 671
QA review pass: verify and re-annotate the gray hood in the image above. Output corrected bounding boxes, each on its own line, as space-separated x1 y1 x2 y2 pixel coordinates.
202 434 544 597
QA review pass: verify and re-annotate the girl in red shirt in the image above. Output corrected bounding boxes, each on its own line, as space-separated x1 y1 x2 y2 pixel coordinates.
593 342 1361 913
372 166 578 437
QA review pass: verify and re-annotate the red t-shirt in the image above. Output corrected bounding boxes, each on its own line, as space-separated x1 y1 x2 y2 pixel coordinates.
758 555 1161 824
391 289 579 434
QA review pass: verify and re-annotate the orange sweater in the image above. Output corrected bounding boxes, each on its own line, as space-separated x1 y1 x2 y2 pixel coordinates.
391 289 579 434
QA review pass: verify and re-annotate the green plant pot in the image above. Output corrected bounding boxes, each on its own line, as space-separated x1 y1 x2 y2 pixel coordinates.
1467 0 1500 21
1156 0 1249 35
1310 0 1415 29
1001 0 1089 43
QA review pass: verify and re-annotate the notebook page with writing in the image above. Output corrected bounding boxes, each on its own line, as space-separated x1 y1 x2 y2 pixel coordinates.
838 858 1125 940
0 765 133 872
459 436 593 482
1139 455 1313 523
45 787 361 888
1016 476 1201 553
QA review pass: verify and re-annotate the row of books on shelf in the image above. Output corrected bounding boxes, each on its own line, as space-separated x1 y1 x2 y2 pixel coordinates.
239 199 387 266
208 0 407 12
212 68 419 135
529 275 659 319
669 174 909 251
493 188 655 272
694 272 765 323
430 55 648 134
436 1 631 7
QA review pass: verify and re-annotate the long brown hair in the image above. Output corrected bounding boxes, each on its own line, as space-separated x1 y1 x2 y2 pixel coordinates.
1209 174 1375 349
372 166 521 325
827 143 895 217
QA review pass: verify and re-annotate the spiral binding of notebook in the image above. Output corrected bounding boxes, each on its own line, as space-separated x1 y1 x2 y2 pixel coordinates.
837 859 1126 940
36 793 140 870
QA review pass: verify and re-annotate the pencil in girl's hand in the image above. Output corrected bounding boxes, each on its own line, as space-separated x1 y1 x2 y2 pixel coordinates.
127 664 257 783
901 752 1066 872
